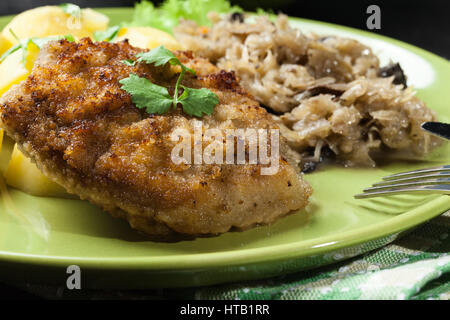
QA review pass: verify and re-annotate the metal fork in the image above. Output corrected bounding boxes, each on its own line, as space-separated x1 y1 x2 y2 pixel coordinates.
355 121 450 199
354 165 450 199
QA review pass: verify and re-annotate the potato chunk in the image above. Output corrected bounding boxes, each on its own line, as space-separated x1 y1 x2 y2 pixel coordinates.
1 6 108 44
0 132 14 175
115 26 181 50
4 144 69 198
0 41 40 96
0 33 12 56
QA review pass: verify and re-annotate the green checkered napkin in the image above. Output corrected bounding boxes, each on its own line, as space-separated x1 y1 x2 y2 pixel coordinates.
195 210 450 300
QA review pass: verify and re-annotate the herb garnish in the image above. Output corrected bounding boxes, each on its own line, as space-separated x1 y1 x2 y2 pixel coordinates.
0 29 74 65
93 25 122 42
119 45 219 117
120 74 174 115
121 59 136 66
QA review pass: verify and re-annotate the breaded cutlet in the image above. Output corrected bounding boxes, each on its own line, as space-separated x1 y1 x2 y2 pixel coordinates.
0 38 312 241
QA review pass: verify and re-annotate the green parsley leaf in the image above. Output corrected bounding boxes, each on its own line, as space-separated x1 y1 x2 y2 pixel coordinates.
120 46 219 117
59 3 82 19
94 25 122 42
63 34 76 42
178 86 219 117
4 29 27 65
136 45 195 75
119 74 173 115
136 45 177 67
30 35 75 48
121 59 136 66
0 33 76 65
0 42 22 63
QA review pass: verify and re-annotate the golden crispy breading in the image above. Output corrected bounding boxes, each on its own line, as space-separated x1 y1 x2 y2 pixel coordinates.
0 38 311 241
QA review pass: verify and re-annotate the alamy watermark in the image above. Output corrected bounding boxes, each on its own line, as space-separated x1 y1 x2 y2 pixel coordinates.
66 265 81 290
170 120 280 175
366 5 381 30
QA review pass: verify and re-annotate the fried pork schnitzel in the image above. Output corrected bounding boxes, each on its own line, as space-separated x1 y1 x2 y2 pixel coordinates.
0 38 311 241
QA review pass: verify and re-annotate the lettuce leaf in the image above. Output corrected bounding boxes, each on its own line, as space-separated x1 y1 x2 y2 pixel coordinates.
128 0 241 33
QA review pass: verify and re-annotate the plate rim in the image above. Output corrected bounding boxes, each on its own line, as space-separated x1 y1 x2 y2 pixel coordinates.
0 196 448 270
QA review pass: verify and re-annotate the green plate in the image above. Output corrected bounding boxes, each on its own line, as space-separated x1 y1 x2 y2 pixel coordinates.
0 8 449 289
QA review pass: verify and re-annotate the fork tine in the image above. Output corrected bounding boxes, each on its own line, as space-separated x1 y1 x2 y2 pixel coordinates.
374 172 450 186
364 178 450 192
383 165 450 180
354 184 450 199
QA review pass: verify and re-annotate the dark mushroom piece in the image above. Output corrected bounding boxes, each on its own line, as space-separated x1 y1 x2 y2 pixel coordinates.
295 83 347 101
301 161 318 173
230 12 244 23
378 63 408 88
301 146 336 173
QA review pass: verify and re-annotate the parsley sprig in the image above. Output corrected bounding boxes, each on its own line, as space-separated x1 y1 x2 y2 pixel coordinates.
93 25 122 42
0 29 74 65
119 46 219 117
120 74 173 114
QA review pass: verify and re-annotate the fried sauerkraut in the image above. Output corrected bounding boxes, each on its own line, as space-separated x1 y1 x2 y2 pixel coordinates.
174 13 440 168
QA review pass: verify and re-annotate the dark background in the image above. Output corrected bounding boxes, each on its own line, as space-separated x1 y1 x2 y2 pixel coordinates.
0 0 448 300
0 0 449 58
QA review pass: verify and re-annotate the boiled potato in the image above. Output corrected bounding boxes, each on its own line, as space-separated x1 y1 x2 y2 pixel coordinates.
0 33 12 56
0 41 40 96
0 6 108 199
115 26 181 51
4 144 69 198
0 132 14 175
2 6 108 44
0 45 70 199
79 8 110 34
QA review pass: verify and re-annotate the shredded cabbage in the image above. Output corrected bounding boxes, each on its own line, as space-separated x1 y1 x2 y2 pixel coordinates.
128 0 241 33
